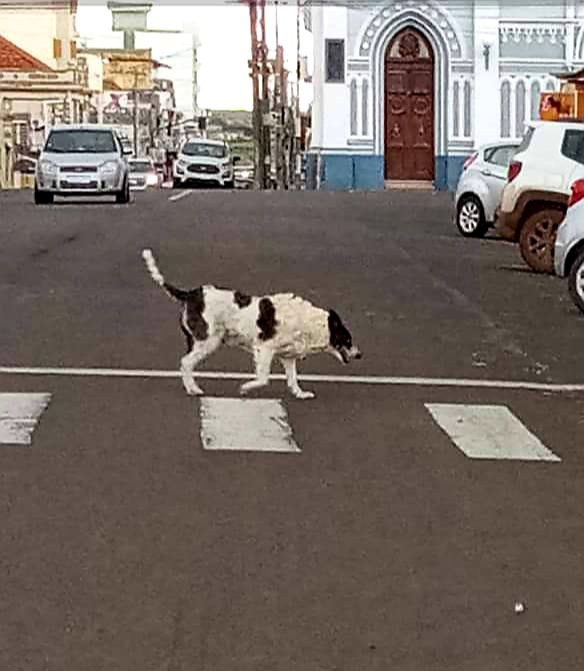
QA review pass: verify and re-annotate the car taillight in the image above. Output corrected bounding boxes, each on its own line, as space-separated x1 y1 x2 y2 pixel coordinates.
568 179 584 208
463 152 478 170
508 160 522 182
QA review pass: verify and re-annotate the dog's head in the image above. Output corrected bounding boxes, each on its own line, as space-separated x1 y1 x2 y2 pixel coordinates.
327 309 362 364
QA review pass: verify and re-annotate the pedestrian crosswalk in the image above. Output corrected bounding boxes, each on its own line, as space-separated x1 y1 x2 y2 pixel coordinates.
425 403 561 462
0 393 51 446
0 392 563 463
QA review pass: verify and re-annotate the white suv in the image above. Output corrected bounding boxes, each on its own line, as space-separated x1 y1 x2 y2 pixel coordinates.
172 138 236 189
496 121 584 273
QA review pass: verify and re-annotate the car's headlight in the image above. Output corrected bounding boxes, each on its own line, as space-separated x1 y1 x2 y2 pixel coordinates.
39 160 58 174
99 161 118 175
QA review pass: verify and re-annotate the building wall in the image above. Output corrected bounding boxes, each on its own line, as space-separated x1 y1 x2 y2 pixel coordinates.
308 0 582 192
0 6 77 70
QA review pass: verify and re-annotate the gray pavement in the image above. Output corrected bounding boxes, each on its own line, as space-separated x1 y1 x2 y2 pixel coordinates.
1 187 584 670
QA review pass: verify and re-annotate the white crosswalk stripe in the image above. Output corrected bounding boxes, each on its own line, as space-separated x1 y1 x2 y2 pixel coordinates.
425 403 561 462
199 398 301 453
0 393 52 446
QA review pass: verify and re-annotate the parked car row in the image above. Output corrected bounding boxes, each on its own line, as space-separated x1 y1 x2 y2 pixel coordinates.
455 119 584 315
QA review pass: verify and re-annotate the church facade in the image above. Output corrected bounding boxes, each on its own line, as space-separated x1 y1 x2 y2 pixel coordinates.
305 1 584 190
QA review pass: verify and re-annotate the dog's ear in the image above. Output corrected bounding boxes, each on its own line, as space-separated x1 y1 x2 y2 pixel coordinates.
328 309 342 327
328 309 345 347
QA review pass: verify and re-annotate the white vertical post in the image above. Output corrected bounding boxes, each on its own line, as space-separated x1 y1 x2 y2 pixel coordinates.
472 0 501 145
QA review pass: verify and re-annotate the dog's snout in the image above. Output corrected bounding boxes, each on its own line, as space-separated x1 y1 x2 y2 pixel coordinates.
355 351 362 359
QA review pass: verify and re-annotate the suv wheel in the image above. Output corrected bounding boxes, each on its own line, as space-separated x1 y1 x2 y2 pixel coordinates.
34 185 54 205
456 195 488 238
115 178 130 204
518 208 564 274
568 248 584 314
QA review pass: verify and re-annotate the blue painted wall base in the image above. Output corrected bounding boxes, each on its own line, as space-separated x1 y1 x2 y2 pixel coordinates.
306 152 467 192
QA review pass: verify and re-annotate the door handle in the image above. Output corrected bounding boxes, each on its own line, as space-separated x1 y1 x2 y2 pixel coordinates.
480 169 492 176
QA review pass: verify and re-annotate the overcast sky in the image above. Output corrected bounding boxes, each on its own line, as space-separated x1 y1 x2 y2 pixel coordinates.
76 3 313 115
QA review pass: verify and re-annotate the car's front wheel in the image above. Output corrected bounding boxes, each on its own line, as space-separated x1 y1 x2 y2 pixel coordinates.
456 195 488 238
568 248 584 314
519 208 564 274
115 177 130 204
34 184 54 205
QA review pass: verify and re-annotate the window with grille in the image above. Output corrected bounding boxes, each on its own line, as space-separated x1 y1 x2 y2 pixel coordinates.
325 39 345 83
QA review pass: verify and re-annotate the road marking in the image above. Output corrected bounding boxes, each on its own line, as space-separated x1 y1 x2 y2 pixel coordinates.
0 393 51 446
1 366 584 393
199 398 300 453
425 403 561 462
168 190 192 202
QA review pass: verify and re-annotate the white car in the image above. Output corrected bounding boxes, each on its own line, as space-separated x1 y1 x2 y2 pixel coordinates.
454 141 519 237
554 179 584 312
34 124 131 204
172 138 236 188
128 158 160 190
496 121 584 273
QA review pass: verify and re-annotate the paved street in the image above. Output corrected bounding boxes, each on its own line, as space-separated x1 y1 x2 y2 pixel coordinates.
2 187 584 670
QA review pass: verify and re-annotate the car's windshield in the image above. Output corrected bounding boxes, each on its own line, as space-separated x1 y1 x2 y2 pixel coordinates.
44 130 117 154
181 142 226 158
129 161 153 173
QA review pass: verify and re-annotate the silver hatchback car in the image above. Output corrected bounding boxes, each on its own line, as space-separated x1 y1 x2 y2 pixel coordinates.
455 141 519 237
34 124 131 205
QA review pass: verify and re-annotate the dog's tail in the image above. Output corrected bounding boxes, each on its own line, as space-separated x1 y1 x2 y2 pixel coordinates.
141 249 190 302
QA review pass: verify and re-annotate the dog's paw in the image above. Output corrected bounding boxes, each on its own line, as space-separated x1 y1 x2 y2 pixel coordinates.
293 390 315 400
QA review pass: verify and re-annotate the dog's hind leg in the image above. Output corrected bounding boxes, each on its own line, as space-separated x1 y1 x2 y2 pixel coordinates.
280 358 315 400
239 346 274 396
181 336 221 396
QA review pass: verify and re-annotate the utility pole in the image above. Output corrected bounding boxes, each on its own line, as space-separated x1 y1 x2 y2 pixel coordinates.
259 0 269 189
295 0 302 189
192 33 200 119
248 0 263 189
133 71 139 156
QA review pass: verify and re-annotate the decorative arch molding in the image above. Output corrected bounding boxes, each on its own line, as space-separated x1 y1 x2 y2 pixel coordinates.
357 1 464 59
371 12 451 156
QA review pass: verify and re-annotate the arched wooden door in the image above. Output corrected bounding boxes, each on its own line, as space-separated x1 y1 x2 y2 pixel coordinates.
384 28 435 181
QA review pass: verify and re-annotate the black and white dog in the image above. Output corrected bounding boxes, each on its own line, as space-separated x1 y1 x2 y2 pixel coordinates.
142 249 362 399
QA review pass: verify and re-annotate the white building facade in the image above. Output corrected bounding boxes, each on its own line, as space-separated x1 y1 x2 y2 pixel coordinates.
305 0 584 191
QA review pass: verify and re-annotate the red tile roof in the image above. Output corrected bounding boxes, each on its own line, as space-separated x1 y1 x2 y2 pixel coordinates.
0 33 51 71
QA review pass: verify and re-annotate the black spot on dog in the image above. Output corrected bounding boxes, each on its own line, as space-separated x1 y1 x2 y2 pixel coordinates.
257 297 277 341
234 291 252 308
328 309 352 351
185 287 208 341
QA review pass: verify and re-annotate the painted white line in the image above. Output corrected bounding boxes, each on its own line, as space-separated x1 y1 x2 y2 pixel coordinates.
168 190 192 202
425 403 561 462
0 393 51 446
199 398 300 453
1 366 584 393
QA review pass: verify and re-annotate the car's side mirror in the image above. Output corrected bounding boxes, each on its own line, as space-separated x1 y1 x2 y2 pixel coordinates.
233 156 241 164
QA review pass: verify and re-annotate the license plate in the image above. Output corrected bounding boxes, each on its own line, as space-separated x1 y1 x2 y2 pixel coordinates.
64 175 91 184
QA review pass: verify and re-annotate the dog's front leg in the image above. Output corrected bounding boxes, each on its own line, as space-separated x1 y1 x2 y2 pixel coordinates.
280 358 315 400
240 346 274 396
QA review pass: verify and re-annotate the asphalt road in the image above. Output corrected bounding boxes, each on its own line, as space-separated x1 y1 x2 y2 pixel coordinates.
1 186 584 670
